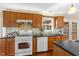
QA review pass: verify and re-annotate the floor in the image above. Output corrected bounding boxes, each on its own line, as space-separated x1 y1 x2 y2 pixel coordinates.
32 50 53 56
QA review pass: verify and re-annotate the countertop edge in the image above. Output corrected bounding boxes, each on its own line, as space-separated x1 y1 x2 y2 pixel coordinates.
0 35 64 39
52 41 76 56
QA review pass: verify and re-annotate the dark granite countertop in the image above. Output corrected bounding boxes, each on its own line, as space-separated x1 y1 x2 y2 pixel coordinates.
0 34 63 39
0 35 32 39
52 40 79 56
33 34 64 37
0 37 15 39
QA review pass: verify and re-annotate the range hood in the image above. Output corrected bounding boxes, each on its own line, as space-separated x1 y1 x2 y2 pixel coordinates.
16 19 32 23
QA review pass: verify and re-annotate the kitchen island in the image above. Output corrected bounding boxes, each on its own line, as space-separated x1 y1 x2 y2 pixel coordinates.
52 40 79 56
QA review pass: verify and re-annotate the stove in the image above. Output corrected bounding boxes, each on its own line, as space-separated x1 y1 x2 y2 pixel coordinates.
15 36 32 56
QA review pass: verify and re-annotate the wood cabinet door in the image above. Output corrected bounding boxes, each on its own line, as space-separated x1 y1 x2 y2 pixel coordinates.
56 16 64 28
56 36 64 41
48 36 57 50
32 14 42 28
60 36 64 40
32 37 37 53
3 11 42 27
10 12 17 27
3 11 17 27
48 36 64 51
6 38 15 56
0 39 6 56
3 11 11 27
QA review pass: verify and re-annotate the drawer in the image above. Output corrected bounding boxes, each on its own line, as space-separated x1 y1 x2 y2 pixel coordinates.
48 36 57 41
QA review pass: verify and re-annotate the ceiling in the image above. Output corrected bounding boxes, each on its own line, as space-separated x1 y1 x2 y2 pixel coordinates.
0 3 79 16
18 3 56 10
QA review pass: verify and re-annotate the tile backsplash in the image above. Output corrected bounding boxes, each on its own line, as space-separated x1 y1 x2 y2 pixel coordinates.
32 28 64 36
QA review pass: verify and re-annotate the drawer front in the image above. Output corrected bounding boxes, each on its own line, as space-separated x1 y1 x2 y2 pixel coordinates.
48 36 57 41
48 36 64 50
48 36 57 50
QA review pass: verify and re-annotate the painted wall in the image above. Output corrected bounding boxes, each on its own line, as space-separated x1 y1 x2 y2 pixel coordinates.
0 10 3 27
0 10 3 37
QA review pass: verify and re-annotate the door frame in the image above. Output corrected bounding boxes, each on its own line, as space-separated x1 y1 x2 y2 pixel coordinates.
64 19 78 40
64 22 69 40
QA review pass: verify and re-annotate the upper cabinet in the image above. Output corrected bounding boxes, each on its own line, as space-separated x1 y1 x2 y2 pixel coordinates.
32 14 42 28
55 16 64 28
3 11 12 27
42 16 54 31
10 12 18 27
3 11 64 28
3 11 18 27
3 11 42 28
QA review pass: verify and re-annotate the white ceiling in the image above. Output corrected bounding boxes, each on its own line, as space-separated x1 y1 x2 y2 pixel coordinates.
0 3 79 16
18 3 56 10
0 3 56 11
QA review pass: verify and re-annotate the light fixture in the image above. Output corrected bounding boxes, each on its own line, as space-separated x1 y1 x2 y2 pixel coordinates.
68 4 77 14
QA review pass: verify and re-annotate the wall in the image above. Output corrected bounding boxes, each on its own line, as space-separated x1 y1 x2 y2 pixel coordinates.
0 10 3 27
0 10 3 37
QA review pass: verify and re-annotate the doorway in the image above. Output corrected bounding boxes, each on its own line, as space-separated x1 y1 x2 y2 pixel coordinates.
64 22 69 40
72 22 77 40
64 22 77 40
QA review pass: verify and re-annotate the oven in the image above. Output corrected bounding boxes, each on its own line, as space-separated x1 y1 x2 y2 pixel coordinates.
15 36 32 56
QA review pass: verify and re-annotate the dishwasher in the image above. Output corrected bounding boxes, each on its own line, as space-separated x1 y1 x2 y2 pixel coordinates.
37 37 48 52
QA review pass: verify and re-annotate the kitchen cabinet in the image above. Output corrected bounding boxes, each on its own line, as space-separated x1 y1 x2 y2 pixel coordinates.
3 11 17 27
0 38 15 56
53 44 72 56
32 14 42 28
48 36 57 50
37 37 48 52
57 36 64 40
48 36 64 51
0 39 6 56
55 16 64 28
32 37 37 53
10 12 17 27
32 36 64 53
42 16 54 30
6 38 15 56
3 11 11 27
3 11 42 27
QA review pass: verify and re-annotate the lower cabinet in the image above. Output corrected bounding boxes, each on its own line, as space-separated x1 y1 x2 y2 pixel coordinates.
48 36 64 51
48 36 57 50
32 37 37 53
53 44 72 56
33 36 64 53
6 38 15 56
0 38 15 56
0 39 6 56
